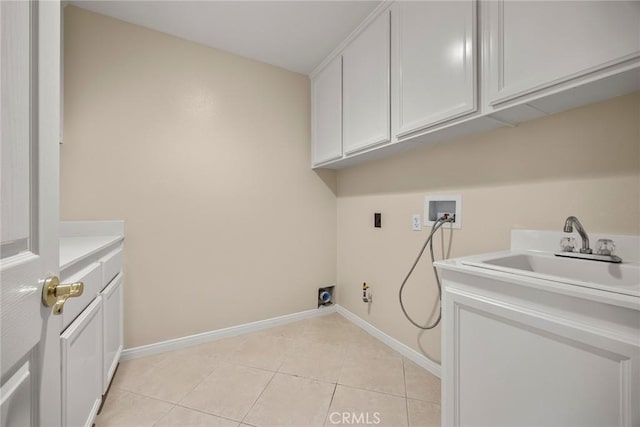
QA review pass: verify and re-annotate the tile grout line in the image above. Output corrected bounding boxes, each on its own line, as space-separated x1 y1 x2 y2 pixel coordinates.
334 382 409 399
239 369 278 425
116 377 433 410
403 359 443 405
406 396 442 406
403 359 410 427
333 341 349 385
105 314 440 426
110 388 178 405
151 405 176 427
172 402 245 425
230 360 280 374
110 367 242 425
322 383 339 427
239 320 347 426
272 370 338 387
174 362 221 408
103 389 176 427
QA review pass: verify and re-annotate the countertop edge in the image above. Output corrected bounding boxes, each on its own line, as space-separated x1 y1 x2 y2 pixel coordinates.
60 235 124 271
434 254 640 312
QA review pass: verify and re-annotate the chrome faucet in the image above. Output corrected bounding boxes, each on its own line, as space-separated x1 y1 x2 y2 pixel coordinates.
563 216 592 254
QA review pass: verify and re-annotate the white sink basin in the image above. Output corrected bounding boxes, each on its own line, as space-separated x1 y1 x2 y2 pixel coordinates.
461 252 640 297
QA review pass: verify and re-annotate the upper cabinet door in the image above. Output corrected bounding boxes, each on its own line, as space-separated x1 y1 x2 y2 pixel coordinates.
486 1 640 107
343 10 391 155
392 1 476 139
311 56 342 166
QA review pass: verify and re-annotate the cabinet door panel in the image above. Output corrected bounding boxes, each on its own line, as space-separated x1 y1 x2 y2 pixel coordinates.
312 56 342 165
393 1 476 138
0 362 32 426
102 274 123 393
487 0 640 105
443 287 640 427
343 11 390 154
61 297 103 427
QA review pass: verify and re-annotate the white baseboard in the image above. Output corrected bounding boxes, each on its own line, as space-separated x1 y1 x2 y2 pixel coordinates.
121 305 337 361
335 305 441 378
120 303 441 379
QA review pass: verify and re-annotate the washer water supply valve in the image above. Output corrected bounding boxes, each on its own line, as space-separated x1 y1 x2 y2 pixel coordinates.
362 282 372 303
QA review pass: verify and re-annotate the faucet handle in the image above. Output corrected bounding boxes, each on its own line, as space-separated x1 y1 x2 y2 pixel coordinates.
596 239 616 256
559 237 576 252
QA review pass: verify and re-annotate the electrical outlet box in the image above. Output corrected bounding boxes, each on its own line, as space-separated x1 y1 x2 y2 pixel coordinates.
412 214 422 231
374 213 381 228
424 195 462 229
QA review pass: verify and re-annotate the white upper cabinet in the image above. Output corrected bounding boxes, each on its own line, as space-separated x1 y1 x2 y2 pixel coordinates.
392 1 476 139
310 1 639 168
311 56 343 166
485 0 640 107
342 10 391 155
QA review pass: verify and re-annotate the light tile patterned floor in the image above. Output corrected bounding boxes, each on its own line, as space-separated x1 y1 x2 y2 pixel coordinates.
96 313 441 427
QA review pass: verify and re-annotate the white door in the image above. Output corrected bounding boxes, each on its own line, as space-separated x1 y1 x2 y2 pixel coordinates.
342 10 390 155
1 1 61 426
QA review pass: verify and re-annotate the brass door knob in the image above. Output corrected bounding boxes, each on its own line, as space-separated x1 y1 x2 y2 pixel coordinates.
42 276 84 315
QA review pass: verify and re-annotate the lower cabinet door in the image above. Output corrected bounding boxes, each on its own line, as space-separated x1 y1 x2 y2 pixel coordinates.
443 286 640 427
61 297 103 427
101 273 123 393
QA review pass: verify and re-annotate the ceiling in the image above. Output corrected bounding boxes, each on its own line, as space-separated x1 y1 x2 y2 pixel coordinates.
70 1 381 75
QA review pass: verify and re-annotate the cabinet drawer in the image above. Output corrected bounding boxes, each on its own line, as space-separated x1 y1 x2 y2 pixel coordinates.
62 262 102 330
61 297 103 427
100 246 122 290
101 274 123 393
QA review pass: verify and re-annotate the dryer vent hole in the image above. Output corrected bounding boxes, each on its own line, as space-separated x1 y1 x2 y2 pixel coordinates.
318 286 334 307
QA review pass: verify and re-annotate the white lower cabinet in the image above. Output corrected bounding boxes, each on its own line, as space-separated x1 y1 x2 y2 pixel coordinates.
101 274 123 393
61 297 103 427
59 226 124 427
441 275 640 426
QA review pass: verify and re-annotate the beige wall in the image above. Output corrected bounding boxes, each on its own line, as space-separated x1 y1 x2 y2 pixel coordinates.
61 7 337 348
336 93 640 363
62 6 640 361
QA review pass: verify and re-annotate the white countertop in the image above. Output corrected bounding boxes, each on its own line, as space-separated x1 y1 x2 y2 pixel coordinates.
436 229 640 308
435 250 640 311
59 235 124 270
